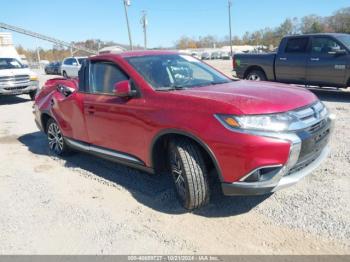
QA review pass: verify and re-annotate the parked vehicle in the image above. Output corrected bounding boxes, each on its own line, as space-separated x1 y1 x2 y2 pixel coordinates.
61 57 86 78
45 61 62 75
33 51 333 210
221 51 231 60
201 52 211 60
211 51 221 60
0 57 39 100
233 33 350 88
191 52 201 59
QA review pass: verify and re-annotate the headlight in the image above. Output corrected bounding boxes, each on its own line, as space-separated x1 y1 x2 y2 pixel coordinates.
30 75 38 81
215 113 299 132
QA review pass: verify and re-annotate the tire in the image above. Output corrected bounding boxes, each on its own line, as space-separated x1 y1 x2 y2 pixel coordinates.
46 118 70 156
45 69 49 75
168 138 210 210
29 90 37 101
62 71 68 78
246 70 267 81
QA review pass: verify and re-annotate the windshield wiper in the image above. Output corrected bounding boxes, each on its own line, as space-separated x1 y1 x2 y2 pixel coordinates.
210 81 230 85
156 85 187 91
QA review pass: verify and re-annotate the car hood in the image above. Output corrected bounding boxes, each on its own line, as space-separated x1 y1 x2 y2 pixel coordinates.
175 80 318 115
0 68 34 77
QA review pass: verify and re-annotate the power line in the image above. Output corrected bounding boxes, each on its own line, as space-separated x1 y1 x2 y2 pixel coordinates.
0 22 98 55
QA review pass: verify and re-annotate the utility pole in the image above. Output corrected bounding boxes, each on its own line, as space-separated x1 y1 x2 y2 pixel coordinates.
228 0 233 57
123 0 133 50
140 10 148 50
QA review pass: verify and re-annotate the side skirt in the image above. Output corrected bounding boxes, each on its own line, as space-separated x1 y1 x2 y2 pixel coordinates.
65 137 155 174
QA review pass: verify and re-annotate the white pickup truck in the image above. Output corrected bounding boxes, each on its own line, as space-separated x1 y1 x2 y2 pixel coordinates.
0 56 39 100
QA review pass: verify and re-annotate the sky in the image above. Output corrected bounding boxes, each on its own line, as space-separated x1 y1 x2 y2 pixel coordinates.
1 0 349 50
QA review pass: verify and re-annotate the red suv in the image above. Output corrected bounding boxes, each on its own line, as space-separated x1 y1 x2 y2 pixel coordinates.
33 51 333 210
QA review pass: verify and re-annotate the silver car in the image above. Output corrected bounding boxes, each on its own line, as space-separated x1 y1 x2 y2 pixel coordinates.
61 57 86 78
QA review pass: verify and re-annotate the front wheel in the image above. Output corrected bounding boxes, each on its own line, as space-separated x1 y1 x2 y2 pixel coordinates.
29 90 37 101
46 118 70 156
168 138 210 210
246 70 267 81
62 71 68 78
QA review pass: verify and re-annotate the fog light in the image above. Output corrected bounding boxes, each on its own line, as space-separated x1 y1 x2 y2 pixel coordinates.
244 170 261 182
240 166 282 182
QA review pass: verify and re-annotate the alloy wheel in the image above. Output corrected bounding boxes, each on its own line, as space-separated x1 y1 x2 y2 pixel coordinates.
47 122 64 154
170 151 187 201
248 74 261 81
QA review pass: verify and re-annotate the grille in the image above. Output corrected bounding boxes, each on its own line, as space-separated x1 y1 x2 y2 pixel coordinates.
0 75 30 82
0 75 30 87
285 150 322 176
4 86 27 91
286 101 331 176
292 101 327 127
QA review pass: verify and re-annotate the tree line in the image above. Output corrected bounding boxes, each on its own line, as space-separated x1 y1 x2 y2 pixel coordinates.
175 7 350 49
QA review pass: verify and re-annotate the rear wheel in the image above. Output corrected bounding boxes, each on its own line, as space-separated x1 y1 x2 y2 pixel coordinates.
168 138 210 210
246 70 267 81
46 118 69 156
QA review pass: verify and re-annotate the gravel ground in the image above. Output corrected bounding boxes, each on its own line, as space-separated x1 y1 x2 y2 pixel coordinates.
0 65 349 254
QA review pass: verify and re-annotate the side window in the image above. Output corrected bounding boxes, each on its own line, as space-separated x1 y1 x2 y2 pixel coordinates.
64 58 73 65
311 37 341 55
89 62 129 94
285 37 309 53
72 58 78 65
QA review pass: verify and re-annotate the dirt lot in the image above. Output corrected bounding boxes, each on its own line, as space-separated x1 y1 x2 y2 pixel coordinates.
0 62 349 254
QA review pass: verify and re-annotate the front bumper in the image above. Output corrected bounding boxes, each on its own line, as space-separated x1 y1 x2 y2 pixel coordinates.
222 145 330 195
221 111 334 196
0 80 39 95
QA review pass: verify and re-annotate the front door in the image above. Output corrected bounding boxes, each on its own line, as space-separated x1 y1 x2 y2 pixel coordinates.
83 60 147 161
307 36 347 87
275 36 309 84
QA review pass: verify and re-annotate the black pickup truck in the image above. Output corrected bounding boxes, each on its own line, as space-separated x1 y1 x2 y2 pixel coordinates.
233 33 350 88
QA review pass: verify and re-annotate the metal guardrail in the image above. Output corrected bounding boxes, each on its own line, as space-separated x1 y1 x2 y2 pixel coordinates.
0 22 98 55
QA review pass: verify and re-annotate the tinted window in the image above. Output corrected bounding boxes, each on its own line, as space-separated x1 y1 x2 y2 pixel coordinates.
78 58 86 65
312 37 341 54
64 58 73 65
285 37 309 53
0 58 23 70
89 62 129 94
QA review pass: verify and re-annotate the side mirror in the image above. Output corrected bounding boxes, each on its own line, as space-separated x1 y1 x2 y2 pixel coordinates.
57 84 75 97
114 80 133 98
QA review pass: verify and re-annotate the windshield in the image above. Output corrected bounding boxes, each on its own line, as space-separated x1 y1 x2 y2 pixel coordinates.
0 58 24 70
125 54 231 90
336 35 350 49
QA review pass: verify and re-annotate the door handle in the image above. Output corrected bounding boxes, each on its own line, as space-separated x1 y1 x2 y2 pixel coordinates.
87 106 96 114
310 57 320 61
279 57 287 61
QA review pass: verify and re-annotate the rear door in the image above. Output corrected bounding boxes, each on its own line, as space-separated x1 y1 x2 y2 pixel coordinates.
275 37 310 84
71 58 80 77
307 36 347 87
62 58 73 76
